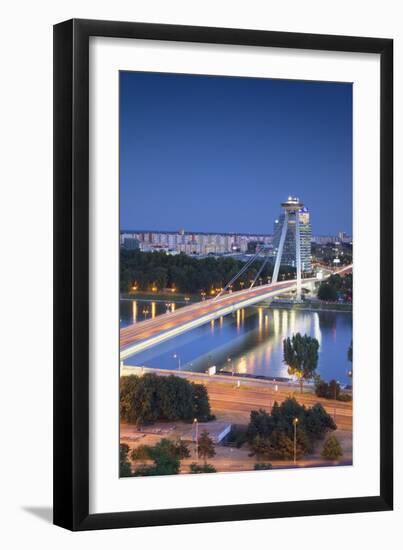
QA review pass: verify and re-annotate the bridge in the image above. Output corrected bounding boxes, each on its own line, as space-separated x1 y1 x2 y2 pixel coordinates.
120 263 352 360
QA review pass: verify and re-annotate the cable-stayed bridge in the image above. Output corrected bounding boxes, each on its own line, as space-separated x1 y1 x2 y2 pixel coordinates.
120 264 352 360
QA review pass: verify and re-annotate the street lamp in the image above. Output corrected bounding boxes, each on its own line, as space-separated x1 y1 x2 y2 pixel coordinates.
293 417 299 465
227 356 234 376
193 418 199 460
173 353 181 371
142 308 149 320
333 380 340 421
270 379 278 410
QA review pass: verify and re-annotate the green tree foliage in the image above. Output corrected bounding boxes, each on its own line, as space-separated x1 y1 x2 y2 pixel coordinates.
189 463 217 474
254 463 273 470
131 439 181 476
247 397 336 461
283 333 319 392
315 378 341 399
191 383 215 421
174 440 191 459
120 249 294 294
321 435 343 460
317 273 352 303
130 444 152 461
317 282 338 301
315 377 351 401
197 431 216 464
130 439 190 463
119 443 132 477
120 374 212 425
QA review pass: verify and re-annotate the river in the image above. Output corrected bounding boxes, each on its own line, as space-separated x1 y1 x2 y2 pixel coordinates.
120 299 352 385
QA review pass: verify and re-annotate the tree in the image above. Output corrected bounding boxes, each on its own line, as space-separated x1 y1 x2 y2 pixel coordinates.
283 333 319 392
247 408 275 441
317 282 338 301
197 431 216 464
321 435 343 460
120 374 212 425
303 403 336 441
249 435 272 459
130 444 151 462
119 443 132 477
174 439 191 459
315 377 341 400
189 463 217 474
254 463 273 470
314 377 330 398
246 397 336 461
347 340 353 379
192 383 213 421
132 439 180 476
120 375 140 423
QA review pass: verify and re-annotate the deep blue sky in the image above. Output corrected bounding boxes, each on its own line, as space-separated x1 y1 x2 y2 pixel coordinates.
120 71 352 235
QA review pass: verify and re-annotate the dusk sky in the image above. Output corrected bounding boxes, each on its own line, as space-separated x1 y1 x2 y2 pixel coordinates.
120 71 352 235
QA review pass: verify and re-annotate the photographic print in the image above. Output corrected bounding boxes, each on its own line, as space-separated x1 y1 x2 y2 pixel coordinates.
119 71 353 478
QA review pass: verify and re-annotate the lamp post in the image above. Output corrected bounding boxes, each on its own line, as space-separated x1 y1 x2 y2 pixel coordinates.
142 308 149 320
173 353 181 371
271 379 278 411
227 356 233 376
293 418 299 465
193 418 198 460
333 380 340 421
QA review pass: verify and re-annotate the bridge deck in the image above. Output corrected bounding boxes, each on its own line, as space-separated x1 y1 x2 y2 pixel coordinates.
120 279 303 351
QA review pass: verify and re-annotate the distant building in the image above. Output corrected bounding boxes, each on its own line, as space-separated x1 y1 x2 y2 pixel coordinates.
338 231 352 243
273 201 312 272
121 237 140 250
312 235 335 245
247 240 265 254
120 229 272 256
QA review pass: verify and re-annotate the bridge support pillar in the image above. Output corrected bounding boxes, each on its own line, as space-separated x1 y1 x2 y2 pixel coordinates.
272 197 303 301
295 209 302 300
272 210 288 284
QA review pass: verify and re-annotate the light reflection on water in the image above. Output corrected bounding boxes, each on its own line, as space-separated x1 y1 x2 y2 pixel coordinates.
120 299 352 384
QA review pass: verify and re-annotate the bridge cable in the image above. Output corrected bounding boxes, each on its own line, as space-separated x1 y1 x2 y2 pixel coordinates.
249 245 272 289
213 248 264 300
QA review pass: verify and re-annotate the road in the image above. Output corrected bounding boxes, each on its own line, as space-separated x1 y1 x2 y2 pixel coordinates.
120 278 312 350
120 264 353 356
120 376 352 473
204 380 352 430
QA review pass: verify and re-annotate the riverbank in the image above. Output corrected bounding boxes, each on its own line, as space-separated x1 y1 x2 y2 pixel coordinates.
120 365 352 393
120 291 201 303
268 300 352 313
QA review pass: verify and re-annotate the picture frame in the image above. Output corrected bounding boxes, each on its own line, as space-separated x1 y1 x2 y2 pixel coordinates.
53 18 393 531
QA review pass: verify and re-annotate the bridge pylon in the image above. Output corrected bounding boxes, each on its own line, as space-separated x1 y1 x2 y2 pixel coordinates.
272 196 304 300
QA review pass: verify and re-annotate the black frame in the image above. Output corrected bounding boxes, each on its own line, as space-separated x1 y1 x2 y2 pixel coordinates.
53 18 393 531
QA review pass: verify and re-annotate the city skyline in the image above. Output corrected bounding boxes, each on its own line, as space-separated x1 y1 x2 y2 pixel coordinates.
120 72 352 235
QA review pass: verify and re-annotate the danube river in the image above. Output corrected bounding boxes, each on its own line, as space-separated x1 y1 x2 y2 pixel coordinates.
120 299 352 385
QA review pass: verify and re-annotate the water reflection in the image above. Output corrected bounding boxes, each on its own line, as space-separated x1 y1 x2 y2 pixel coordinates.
120 299 352 384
